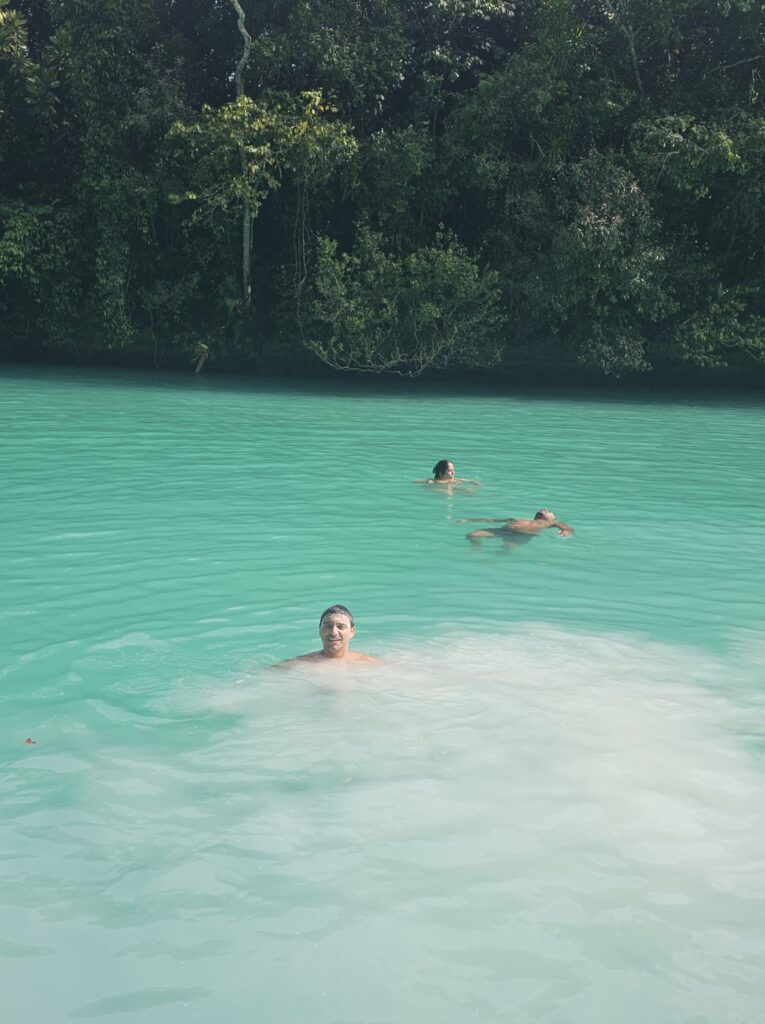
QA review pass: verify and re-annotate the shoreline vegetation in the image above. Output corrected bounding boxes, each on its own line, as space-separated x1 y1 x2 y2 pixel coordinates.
1 1 764 387
5 355 763 400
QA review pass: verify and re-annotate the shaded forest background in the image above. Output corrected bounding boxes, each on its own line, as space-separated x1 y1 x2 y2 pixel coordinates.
1 0 764 381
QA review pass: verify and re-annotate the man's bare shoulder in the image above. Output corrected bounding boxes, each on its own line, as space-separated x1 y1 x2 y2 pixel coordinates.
274 650 381 668
503 517 538 533
273 650 325 668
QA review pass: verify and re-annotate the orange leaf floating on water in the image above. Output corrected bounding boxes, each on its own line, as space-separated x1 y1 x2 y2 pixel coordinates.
24 738 36 744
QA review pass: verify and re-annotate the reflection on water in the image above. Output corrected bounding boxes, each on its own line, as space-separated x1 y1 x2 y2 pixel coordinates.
4 626 763 1024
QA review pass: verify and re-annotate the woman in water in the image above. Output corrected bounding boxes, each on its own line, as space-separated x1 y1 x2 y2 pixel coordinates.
417 460 480 486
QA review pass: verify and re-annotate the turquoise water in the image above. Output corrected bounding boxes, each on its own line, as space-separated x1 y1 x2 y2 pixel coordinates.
1 366 763 1023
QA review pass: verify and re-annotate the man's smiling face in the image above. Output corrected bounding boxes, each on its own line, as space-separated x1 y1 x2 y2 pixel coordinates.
319 611 355 658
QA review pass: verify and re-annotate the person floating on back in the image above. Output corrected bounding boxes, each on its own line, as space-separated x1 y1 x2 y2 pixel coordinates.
277 605 379 666
416 460 480 486
460 509 574 550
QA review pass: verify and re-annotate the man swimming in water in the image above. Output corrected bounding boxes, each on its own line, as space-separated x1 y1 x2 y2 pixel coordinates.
277 605 379 666
460 509 574 548
416 460 480 486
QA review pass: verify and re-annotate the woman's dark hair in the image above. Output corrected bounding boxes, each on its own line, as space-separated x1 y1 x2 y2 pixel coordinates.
432 460 452 479
319 605 354 627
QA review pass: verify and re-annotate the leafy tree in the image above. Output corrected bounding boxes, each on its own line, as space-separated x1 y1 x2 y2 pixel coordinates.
0 1 69 351
302 227 504 375
1 0 764 379
169 90 355 358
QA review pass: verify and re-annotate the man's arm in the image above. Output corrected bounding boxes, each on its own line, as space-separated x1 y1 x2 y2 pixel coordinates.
551 521 574 537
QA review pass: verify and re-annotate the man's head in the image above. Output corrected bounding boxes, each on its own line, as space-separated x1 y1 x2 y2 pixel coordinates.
319 605 356 658
433 460 455 481
534 508 556 522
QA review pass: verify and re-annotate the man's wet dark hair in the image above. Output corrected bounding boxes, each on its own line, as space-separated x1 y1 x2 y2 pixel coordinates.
319 605 354 627
432 460 452 479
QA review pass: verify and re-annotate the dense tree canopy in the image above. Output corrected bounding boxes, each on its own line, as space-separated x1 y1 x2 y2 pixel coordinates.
1 0 763 379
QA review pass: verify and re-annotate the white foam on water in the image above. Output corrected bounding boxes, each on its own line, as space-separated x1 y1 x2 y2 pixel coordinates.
154 624 764 1022
5 625 764 1024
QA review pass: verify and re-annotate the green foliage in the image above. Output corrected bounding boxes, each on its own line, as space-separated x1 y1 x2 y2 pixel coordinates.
0 0 764 379
0 201 43 283
676 288 765 368
303 228 504 375
353 126 434 250
170 92 355 222
0 199 79 345
536 153 672 374
633 115 744 197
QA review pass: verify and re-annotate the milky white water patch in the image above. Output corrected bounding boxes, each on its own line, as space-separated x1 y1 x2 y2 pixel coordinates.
75 624 757 1023
5 642 764 1022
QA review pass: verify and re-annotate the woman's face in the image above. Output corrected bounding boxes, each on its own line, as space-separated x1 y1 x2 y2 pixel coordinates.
439 462 455 480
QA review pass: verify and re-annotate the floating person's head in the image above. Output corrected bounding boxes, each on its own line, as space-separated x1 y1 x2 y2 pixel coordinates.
534 509 556 522
319 605 356 657
433 460 455 481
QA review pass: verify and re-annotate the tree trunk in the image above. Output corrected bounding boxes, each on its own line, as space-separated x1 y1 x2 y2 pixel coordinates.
229 0 253 306
621 22 644 98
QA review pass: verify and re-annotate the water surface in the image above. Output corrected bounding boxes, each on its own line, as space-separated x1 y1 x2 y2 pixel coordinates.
1 367 763 1023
